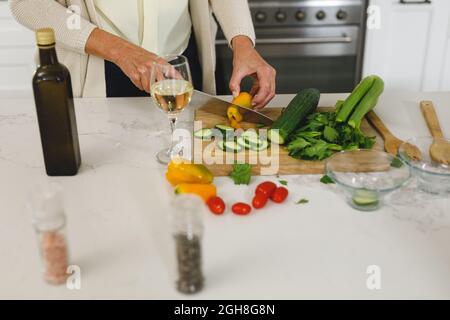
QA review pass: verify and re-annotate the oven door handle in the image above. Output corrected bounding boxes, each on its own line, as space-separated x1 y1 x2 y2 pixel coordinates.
216 35 353 46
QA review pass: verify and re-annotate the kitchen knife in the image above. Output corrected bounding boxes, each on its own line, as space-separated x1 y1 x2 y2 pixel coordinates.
193 90 274 126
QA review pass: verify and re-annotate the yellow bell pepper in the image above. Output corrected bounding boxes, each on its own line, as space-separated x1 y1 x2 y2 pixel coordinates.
226 92 253 127
166 159 213 186
174 183 217 202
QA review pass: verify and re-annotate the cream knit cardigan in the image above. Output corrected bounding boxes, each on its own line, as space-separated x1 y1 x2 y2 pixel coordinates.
9 0 255 97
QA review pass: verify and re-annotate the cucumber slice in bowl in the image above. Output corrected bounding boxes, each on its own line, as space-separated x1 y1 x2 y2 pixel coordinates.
351 189 380 211
217 140 243 153
194 128 213 140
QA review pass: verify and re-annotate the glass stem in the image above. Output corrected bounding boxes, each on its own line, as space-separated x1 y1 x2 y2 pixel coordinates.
167 116 177 157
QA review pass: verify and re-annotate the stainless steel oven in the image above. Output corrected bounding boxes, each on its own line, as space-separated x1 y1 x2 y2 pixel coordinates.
215 0 368 94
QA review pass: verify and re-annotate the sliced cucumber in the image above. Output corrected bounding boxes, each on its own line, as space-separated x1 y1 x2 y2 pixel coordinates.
217 140 242 153
215 124 234 135
352 190 379 207
194 128 213 140
250 140 269 151
237 137 252 149
268 129 284 145
215 124 235 140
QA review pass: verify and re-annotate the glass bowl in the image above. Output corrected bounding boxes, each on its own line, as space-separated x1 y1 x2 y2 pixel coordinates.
325 150 411 211
398 137 450 195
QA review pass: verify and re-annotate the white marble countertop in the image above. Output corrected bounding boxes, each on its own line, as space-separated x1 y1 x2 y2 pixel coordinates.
0 92 449 299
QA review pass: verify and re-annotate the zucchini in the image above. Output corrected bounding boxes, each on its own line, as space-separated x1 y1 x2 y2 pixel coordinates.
217 140 242 153
336 76 376 123
194 128 213 140
268 88 320 145
347 76 384 128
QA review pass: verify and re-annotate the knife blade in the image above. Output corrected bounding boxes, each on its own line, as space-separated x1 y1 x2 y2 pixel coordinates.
193 90 274 126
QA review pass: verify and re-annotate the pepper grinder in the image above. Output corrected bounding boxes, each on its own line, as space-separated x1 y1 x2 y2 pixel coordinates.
171 195 205 294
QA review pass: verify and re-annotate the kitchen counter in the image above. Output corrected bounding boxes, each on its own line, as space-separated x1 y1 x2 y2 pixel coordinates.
0 92 449 299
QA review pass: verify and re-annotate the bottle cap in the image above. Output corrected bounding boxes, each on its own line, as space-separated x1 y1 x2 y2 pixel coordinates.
29 182 66 232
36 28 56 46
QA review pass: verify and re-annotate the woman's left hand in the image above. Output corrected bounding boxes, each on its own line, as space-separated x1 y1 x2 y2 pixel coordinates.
229 36 276 110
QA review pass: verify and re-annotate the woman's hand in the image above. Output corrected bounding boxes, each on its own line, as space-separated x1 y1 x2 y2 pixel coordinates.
229 36 276 110
85 28 163 93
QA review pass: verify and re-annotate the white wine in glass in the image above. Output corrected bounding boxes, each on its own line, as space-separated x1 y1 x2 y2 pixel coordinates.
150 55 193 164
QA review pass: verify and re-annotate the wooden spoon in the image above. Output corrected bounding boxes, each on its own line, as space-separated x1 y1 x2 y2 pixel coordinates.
420 101 450 165
366 111 422 160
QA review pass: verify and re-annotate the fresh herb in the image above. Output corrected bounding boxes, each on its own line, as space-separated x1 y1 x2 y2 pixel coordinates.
390 157 403 168
230 163 252 185
320 175 335 184
279 180 288 186
295 198 309 204
286 111 376 161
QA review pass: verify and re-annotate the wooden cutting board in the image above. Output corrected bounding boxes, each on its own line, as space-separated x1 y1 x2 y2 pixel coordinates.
193 107 380 176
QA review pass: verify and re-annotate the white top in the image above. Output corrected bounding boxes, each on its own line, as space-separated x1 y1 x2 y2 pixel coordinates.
1 92 450 299
94 0 192 55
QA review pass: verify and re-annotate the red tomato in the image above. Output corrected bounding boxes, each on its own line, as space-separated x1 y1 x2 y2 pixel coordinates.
271 187 289 203
207 196 225 215
252 194 268 209
231 203 252 215
255 181 277 198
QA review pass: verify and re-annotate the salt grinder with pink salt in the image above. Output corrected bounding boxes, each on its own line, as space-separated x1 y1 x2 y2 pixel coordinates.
30 184 69 285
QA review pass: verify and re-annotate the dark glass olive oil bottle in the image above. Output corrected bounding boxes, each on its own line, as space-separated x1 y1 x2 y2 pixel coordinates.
32 28 81 176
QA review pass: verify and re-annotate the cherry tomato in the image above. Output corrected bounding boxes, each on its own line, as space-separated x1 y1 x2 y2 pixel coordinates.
207 196 225 215
231 202 252 215
255 181 277 198
252 194 268 209
271 187 289 203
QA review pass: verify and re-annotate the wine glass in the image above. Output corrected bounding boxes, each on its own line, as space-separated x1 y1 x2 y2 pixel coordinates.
150 55 193 164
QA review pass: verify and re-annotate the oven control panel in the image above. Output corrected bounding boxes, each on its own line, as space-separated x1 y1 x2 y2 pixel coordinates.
249 0 365 27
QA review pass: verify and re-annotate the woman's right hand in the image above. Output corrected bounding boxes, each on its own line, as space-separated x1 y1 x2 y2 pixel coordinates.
85 28 162 93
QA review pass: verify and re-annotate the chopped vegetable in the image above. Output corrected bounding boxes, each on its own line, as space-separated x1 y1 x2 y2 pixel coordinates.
194 128 213 140
390 157 404 168
295 199 309 204
279 180 288 186
229 163 252 185
320 175 335 184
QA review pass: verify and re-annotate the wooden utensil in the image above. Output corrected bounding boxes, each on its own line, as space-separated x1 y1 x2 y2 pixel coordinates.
420 101 450 165
366 111 422 160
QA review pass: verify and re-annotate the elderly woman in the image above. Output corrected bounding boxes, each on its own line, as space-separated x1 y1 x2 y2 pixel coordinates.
9 0 276 108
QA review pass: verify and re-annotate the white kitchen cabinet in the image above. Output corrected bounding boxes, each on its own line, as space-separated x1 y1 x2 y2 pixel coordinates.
0 1 35 98
363 0 450 91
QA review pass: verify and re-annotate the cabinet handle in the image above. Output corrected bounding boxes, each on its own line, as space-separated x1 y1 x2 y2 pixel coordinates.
216 35 352 46
399 0 431 4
